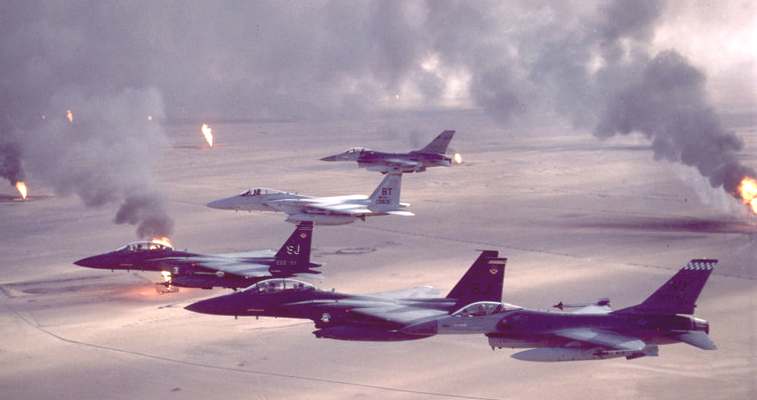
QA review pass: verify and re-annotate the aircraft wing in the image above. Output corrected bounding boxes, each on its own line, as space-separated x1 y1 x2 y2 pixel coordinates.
369 286 441 299
348 305 448 326
553 328 646 352
382 158 421 169
303 203 373 216
569 304 613 314
190 256 272 278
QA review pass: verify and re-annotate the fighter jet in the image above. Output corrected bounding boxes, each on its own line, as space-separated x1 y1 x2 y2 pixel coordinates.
73 222 320 292
320 130 459 173
401 259 717 361
206 173 412 225
185 250 508 340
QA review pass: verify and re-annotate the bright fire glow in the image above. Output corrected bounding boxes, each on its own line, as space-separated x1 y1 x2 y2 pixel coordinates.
160 270 172 283
151 236 173 247
66 110 73 123
737 176 757 214
15 181 28 200
201 123 214 147
453 153 463 165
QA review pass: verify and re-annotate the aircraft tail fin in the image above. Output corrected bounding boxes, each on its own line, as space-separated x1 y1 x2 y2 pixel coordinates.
616 259 716 315
368 173 402 210
446 251 506 305
272 222 318 272
419 130 455 154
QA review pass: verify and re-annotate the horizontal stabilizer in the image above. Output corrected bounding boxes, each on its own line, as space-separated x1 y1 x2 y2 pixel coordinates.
385 210 415 216
676 331 717 350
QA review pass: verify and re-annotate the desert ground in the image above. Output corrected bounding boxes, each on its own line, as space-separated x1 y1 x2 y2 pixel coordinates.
1 110 755 400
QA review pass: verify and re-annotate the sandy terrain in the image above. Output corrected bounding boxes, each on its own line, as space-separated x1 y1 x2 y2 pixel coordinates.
1 110 755 400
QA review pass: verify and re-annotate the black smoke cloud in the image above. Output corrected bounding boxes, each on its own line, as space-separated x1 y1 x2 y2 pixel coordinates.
423 0 754 204
1 0 753 224
595 50 754 195
0 138 24 186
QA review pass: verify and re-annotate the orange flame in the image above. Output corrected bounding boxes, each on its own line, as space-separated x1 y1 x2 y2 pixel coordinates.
201 123 214 147
151 236 173 247
66 110 73 123
737 177 757 214
15 181 28 200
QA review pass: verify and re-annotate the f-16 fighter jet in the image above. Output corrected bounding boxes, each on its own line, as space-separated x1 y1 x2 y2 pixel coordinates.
320 130 459 173
73 222 320 292
206 173 412 225
185 251 507 341
401 259 717 361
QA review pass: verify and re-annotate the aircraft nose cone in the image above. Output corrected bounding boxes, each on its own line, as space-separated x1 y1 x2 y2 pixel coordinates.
206 198 230 210
320 155 338 161
184 299 216 314
185 296 239 316
400 319 438 336
73 256 99 268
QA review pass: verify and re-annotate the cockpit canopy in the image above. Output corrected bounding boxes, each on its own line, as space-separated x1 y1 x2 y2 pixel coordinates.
452 301 521 318
116 241 173 252
344 147 367 154
239 188 282 197
244 278 315 294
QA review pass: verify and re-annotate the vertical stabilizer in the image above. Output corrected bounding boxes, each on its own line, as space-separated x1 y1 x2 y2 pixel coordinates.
446 251 507 305
419 130 455 154
368 173 402 210
616 259 716 315
273 222 314 270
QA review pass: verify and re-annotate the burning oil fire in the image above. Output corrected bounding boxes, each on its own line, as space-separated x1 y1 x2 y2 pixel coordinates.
160 270 172 283
151 236 173 247
737 176 757 214
15 181 28 200
453 153 463 165
66 110 73 123
201 123 214 147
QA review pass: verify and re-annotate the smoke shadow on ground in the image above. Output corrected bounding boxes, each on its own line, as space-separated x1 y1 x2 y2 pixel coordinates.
568 216 757 235
503 143 652 153
0 194 54 203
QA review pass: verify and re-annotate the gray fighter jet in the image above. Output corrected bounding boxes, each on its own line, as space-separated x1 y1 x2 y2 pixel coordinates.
74 222 320 292
206 173 412 225
321 130 459 173
185 250 507 340
401 259 717 361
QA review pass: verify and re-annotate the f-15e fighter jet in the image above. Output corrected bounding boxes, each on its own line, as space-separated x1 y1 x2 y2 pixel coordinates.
74 222 319 291
185 250 507 340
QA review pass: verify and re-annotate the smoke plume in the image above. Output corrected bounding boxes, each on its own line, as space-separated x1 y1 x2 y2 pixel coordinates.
1 0 753 222
0 136 24 186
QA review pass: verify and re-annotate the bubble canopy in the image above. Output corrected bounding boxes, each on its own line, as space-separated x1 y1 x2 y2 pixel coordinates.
239 188 279 197
116 241 173 252
244 278 315 294
451 301 522 317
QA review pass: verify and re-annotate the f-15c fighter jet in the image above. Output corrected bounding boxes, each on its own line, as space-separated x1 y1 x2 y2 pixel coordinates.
206 173 412 225
320 130 459 173
74 222 320 291
185 250 507 341
400 259 717 362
